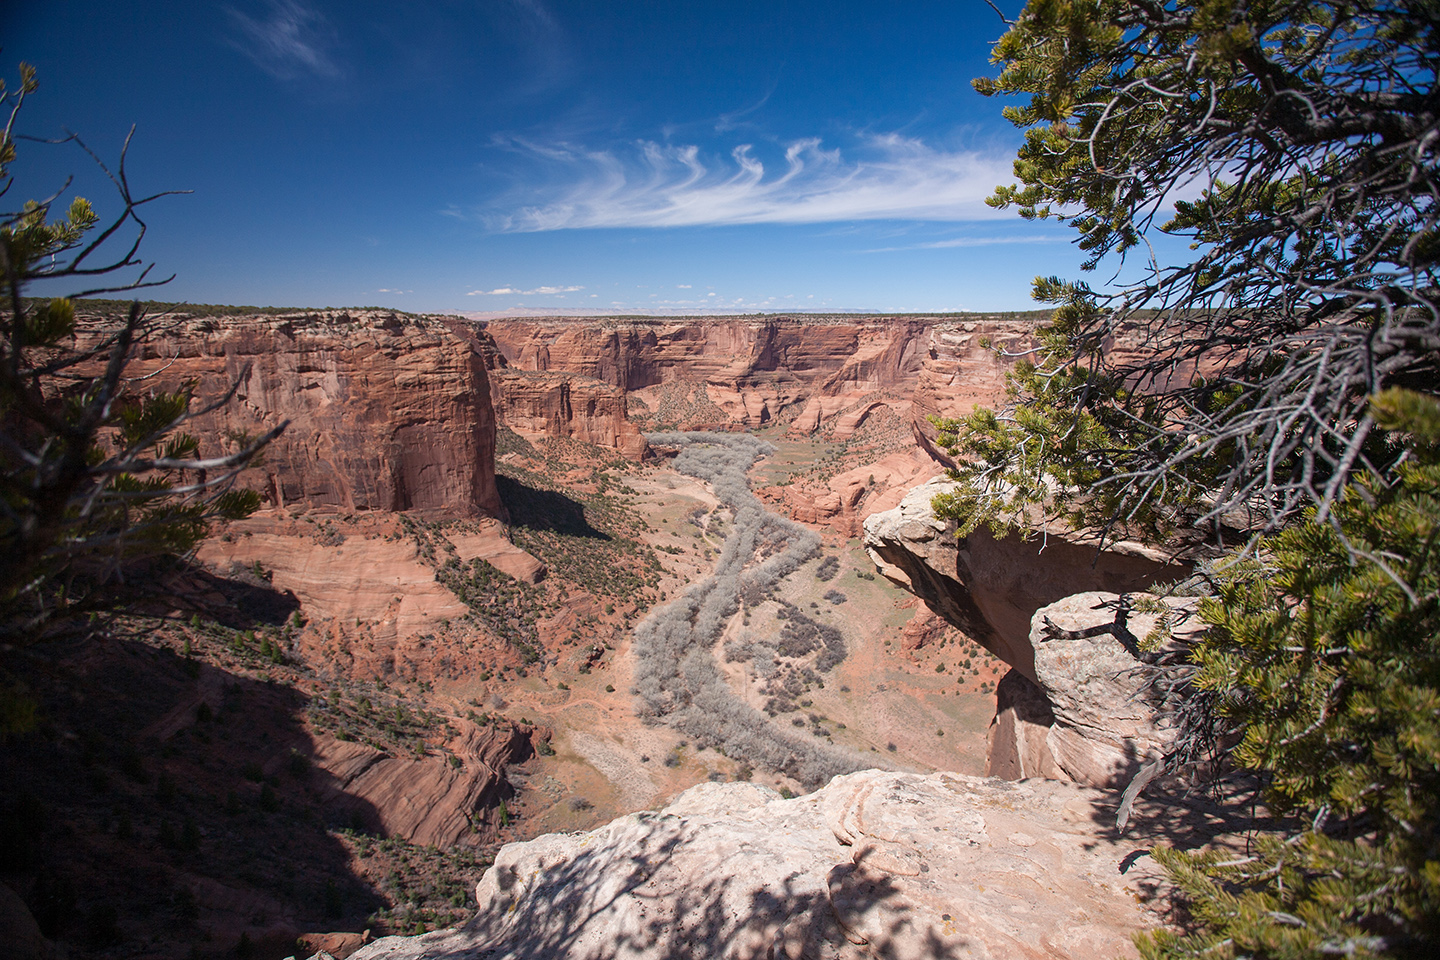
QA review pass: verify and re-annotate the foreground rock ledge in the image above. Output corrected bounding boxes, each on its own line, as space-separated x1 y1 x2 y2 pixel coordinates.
331 770 1169 960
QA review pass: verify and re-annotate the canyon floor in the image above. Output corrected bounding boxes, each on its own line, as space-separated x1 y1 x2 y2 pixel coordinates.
3 426 1003 960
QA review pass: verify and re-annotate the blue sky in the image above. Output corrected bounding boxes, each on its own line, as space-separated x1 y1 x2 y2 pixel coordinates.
7 1 1087 315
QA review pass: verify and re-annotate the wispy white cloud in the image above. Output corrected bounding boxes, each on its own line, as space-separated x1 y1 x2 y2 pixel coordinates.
466 285 584 296
479 134 1015 231
226 0 340 80
861 234 1067 253
376 288 412 294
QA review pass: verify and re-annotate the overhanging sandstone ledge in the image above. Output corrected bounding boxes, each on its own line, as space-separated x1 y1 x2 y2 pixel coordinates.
331 770 1169 960
862 477 1191 682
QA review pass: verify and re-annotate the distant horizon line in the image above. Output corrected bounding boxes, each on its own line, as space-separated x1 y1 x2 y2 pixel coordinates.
58 296 1053 321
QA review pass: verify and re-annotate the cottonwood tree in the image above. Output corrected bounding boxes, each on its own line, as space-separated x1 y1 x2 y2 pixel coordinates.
936 0 1439 544
0 65 282 650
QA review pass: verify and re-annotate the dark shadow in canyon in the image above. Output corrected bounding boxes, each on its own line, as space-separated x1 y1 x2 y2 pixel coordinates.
0 619 399 960
496 474 612 540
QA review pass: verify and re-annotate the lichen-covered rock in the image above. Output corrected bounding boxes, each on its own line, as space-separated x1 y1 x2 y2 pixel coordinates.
335 770 1171 960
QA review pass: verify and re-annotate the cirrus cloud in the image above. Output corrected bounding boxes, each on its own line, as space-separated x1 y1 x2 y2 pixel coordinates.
477 133 1016 232
226 0 340 80
466 285 584 296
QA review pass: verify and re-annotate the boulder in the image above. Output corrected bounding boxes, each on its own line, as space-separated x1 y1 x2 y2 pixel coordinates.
334 771 1171 960
1030 592 1200 787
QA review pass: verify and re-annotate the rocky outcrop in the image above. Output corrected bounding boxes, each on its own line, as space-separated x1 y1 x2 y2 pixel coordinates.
335 771 1171 960
862 477 1192 681
1027 592 1199 787
308 721 541 845
863 478 1197 787
492 370 651 460
760 449 940 538
116 311 502 518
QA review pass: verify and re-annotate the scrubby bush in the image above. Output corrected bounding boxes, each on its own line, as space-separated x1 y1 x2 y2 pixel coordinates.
631 433 862 790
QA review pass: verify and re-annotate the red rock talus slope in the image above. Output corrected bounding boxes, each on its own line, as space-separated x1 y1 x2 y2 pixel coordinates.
116 311 502 517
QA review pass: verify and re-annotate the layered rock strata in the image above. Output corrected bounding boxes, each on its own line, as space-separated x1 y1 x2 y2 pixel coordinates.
309 720 543 845
863 478 1194 786
491 369 651 460
482 315 1041 442
335 771 1170 960
112 311 502 517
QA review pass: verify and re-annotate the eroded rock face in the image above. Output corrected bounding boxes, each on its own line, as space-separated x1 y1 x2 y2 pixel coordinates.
336 771 1167 960
492 370 651 460
1029 592 1200 787
308 721 541 845
116 311 502 517
482 315 1039 439
862 478 1191 681
759 449 941 538
864 479 1197 787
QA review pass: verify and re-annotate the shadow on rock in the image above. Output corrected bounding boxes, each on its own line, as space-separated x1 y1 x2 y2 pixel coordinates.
496 475 612 540
0 632 394 960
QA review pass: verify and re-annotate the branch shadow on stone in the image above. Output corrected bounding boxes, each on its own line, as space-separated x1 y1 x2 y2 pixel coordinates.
393 811 969 960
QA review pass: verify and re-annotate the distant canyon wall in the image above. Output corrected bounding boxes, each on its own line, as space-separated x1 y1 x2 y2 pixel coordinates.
107 311 503 518
481 315 1043 451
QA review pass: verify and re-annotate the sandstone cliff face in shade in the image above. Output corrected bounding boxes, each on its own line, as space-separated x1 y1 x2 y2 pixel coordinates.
332 771 1172 960
116 311 502 518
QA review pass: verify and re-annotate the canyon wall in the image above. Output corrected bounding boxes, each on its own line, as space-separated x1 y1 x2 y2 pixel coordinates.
481 314 1042 443
114 311 502 518
491 370 651 460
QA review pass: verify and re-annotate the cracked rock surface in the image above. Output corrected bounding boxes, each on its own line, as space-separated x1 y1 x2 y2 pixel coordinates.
335 771 1171 960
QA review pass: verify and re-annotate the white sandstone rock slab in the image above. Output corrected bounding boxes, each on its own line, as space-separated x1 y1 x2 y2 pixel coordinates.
337 770 1167 960
1030 591 1200 786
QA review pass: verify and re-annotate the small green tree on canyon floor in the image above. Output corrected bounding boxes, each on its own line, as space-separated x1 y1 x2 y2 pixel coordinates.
0 66 282 665
942 2 1439 956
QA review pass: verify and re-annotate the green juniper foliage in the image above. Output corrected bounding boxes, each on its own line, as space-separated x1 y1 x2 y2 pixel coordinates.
1137 389 1440 958
0 65 281 650
952 2 1440 956
939 0 1439 541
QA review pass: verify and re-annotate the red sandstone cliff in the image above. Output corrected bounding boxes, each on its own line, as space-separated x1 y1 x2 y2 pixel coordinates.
482 315 1041 441
492 370 651 460
117 311 503 518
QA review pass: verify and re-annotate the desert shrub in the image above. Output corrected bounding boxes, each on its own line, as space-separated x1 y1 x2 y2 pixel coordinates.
630 433 861 790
